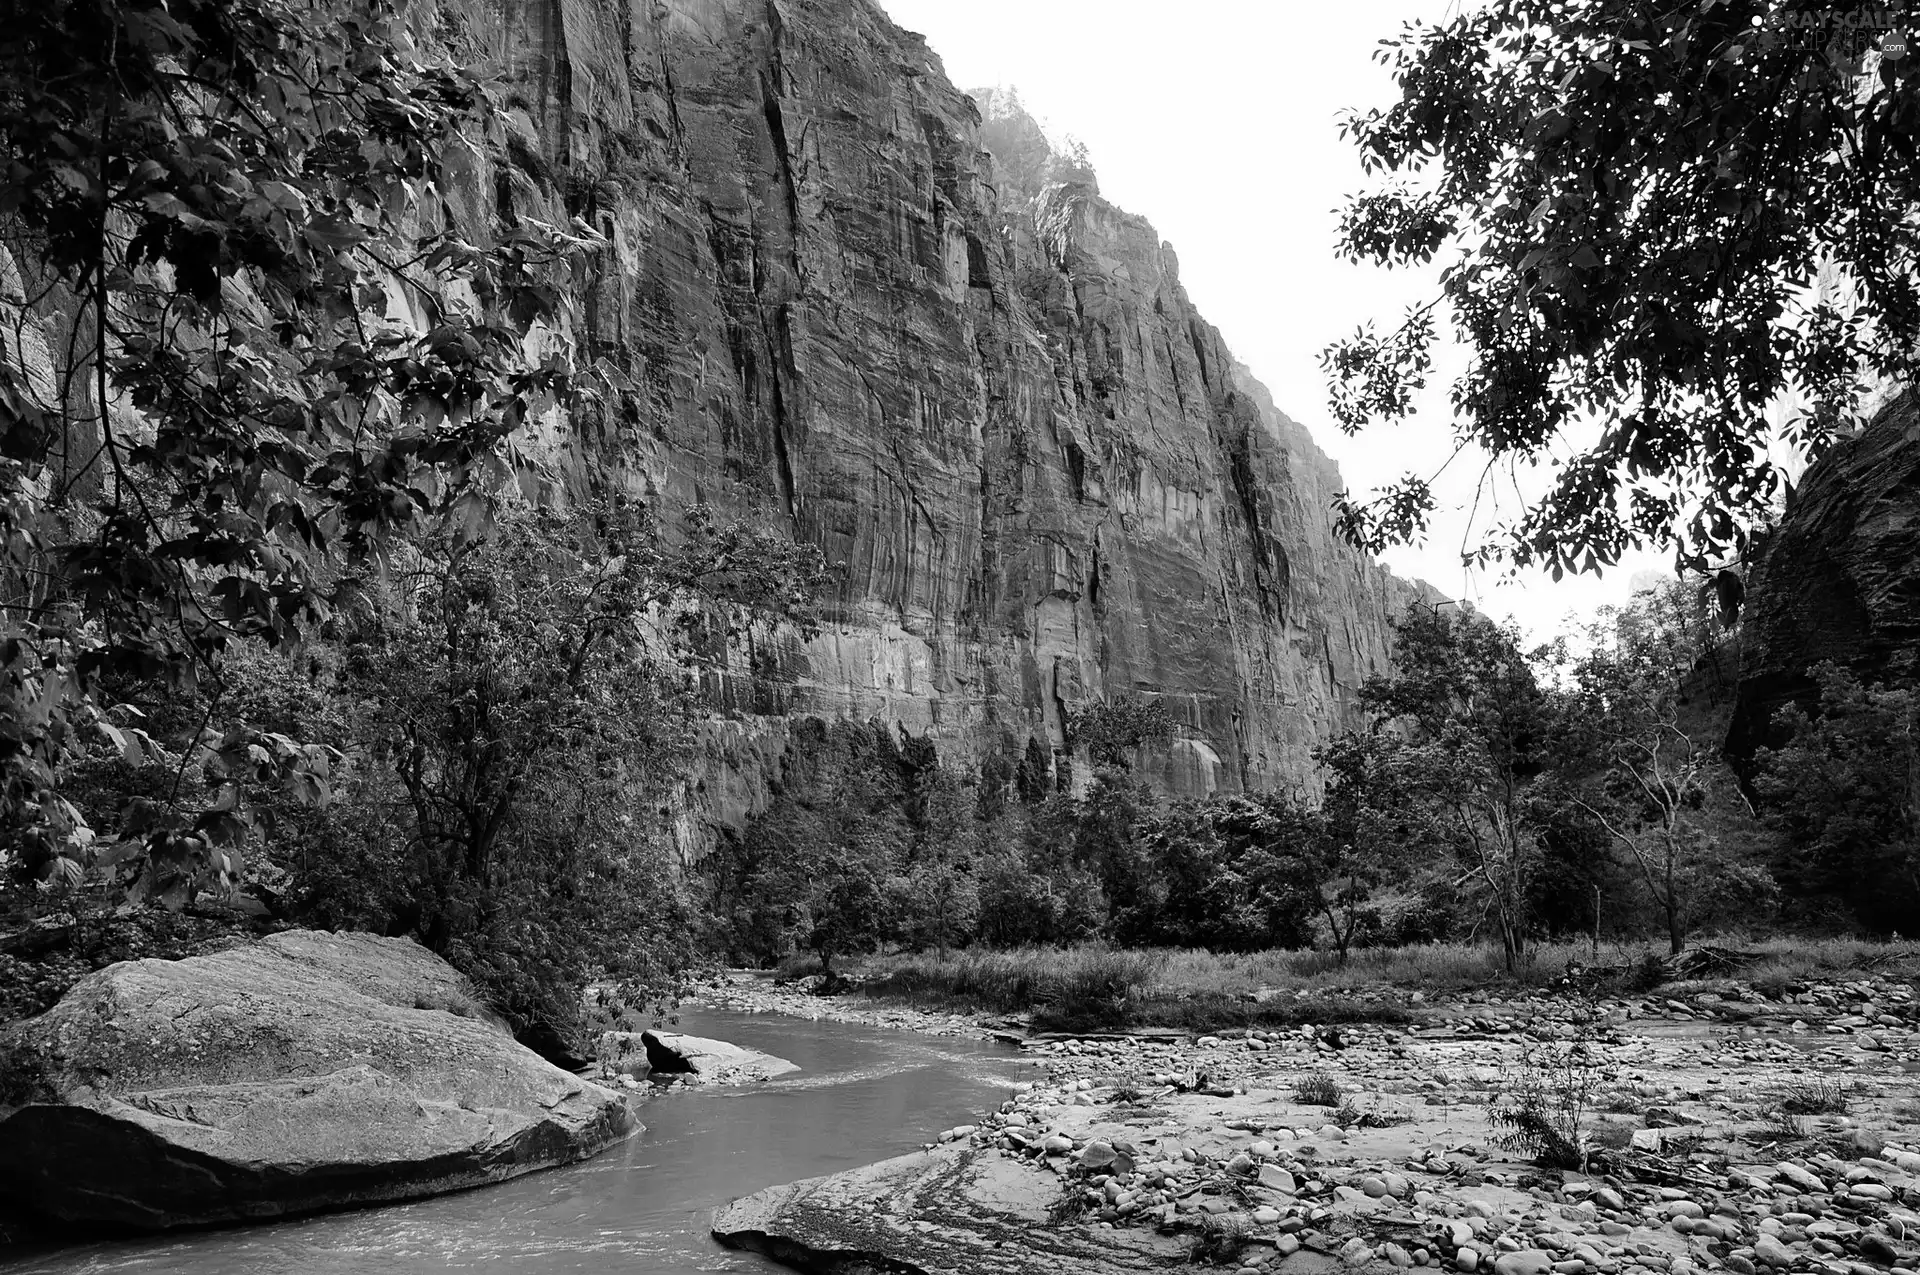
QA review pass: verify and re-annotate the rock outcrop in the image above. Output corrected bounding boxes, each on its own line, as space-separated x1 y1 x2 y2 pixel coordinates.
419 0 1429 847
641 1029 800 1083
0 931 637 1232
711 1143 1188 1273
1729 390 1920 759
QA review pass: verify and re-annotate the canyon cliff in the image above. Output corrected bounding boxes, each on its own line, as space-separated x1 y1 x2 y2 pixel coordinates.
437 0 1431 846
1729 390 1920 760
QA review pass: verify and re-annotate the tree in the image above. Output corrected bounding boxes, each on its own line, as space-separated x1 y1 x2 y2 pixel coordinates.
1013 735 1054 805
1326 1 1920 571
1360 604 1560 968
319 499 822 1031
1066 698 1174 768
1139 793 1325 952
1753 657 1919 933
1074 767 1160 945
718 720 918 971
1568 582 1774 952
896 766 981 958
1314 732 1417 962
1 0 595 905
974 795 1106 948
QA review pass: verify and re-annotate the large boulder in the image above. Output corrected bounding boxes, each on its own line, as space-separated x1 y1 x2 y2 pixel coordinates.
711 1143 1187 1273
0 930 637 1231
1729 390 1920 760
640 1029 798 1084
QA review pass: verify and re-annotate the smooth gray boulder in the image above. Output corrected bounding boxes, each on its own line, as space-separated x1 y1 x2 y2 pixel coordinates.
711 1143 1187 1273
0 930 637 1231
641 1029 798 1084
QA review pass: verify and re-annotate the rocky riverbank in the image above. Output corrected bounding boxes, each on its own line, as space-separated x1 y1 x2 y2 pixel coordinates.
715 972 1920 1274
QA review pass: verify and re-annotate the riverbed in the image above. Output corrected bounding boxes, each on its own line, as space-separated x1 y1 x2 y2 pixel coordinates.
0 1008 1032 1275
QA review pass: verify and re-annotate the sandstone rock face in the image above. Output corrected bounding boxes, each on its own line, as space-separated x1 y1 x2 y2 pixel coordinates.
640 1029 800 1083
0 931 636 1231
711 1143 1188 1273
424 0 1428 847
1730 390 1920 758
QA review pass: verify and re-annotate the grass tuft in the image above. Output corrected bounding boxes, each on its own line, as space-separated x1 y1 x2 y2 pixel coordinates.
1294 1072 1343 1106
1777 1075 1852 1116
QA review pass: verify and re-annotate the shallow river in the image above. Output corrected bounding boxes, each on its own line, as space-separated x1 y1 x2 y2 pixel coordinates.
2 1008 1031 1275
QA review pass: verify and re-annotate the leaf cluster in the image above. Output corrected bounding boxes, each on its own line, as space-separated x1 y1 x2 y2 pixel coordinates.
1328 1 1920 570
0 0 606 906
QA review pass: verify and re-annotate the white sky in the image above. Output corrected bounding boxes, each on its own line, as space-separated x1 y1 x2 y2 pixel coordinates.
879 0 1669 640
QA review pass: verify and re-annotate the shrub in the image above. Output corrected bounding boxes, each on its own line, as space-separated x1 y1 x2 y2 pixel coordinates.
1491 992 1607 1169
1778 1076 1852 1116
1295 1073 1343 1106
1753 659 1920 936
1065 699 1173 768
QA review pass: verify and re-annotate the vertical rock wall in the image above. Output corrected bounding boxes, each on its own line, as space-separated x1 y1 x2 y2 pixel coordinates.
1729 391 1920 759
440 0 1432 847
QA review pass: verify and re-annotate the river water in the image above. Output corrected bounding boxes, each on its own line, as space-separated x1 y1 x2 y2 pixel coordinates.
2 1007 1032 1275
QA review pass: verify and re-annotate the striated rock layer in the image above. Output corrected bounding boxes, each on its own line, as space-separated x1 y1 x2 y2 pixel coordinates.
711 1142 1190 1273
429 0 1430 841
1729 390 1920 759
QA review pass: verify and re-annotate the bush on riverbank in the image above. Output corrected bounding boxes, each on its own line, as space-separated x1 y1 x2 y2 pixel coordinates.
841 936 1920 1032
852 943 1419 1032
859 946 1163 1017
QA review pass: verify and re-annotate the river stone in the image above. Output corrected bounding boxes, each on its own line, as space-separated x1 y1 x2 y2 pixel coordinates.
641 1030 798 1085
0 930 636 1231
713 1143 1190 1273
1775 1162 1827 1194
1495 1251 1555 1275
1078 1139 1118 1169
1259 1163 1298 1193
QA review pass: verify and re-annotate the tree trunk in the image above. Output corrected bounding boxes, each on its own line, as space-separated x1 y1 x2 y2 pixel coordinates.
1664 834 1684 955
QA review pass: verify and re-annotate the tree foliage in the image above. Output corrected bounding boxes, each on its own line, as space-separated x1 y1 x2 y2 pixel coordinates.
1358 604 1561 967
1067 698 1174 768
708 720 922 971
328 500 820 1025
1567 581 1773 952
1 0 597 902
1753 657 1919 933
1314 731 1420 960
1328 1 1920 570
1135 793 1324 952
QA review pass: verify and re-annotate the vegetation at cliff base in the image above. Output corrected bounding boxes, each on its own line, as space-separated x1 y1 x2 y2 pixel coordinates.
704 578 1905 989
